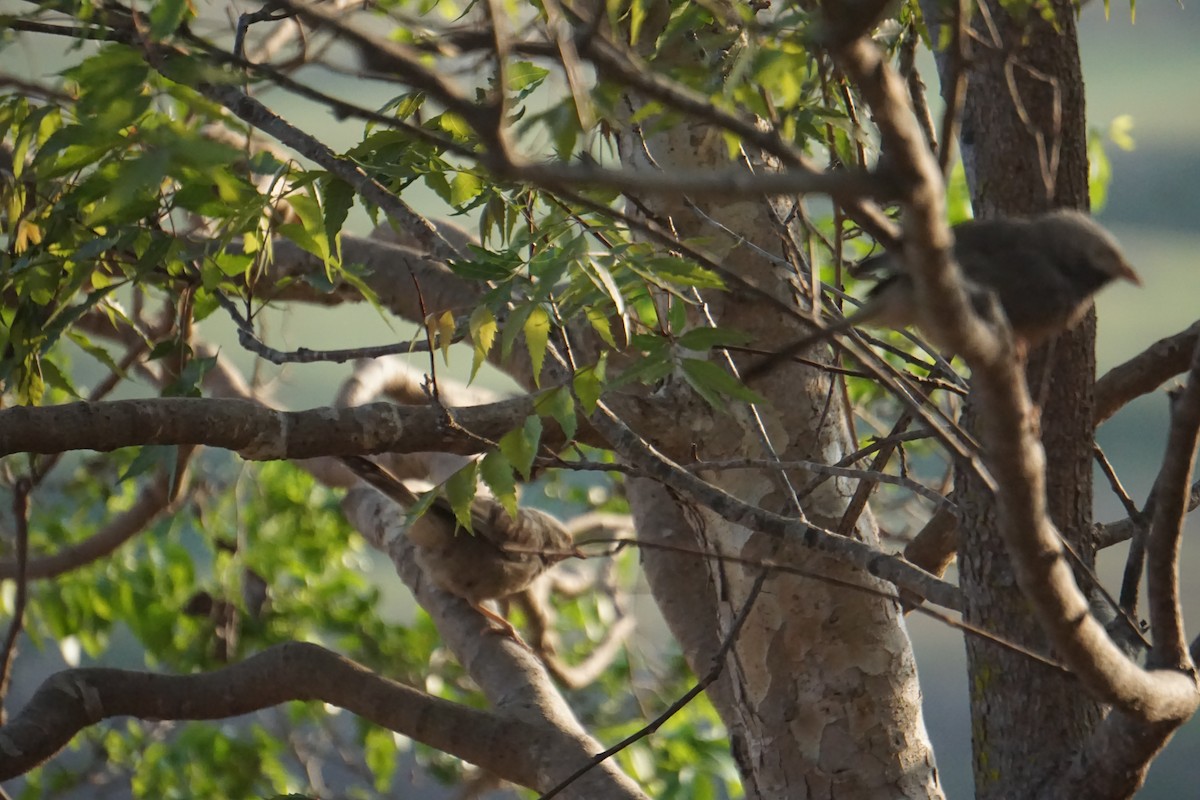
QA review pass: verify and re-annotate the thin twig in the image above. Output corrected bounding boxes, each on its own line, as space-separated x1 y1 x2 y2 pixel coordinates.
576 537 1068 673
537 569 768 799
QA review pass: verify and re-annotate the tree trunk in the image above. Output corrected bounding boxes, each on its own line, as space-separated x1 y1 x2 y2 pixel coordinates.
936 2 1105 796
612 12 943 798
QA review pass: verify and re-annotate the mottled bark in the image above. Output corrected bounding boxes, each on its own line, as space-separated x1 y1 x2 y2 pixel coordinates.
614 15 942 798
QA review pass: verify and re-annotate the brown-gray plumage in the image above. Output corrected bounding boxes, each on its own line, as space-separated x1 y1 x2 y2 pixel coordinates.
341 456 574 629
747 210 1141 379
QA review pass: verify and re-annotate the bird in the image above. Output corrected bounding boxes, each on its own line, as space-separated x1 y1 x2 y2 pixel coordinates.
340 456 576 638
746 210 1141 380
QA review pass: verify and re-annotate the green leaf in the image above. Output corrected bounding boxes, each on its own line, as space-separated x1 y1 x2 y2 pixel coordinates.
586 307 618 348
450 171 484 206
39 357 79 399
524 305 551 386
479 450 518 519
535 385 577 443
634 257 726 290
500 303 533 362
322 177 355 246
507 62 551 95
499 416 542 481
444 461 480 533
680 358 764 409
580 258 630 344
573 353 607 415
119 445 174 484
149 0 192 37
677 326 753 351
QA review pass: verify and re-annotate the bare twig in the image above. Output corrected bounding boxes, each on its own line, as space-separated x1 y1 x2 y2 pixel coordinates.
537 569 768 799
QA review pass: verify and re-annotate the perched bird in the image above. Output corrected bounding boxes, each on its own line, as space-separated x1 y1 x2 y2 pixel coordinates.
341 456 575 637
747 210 1141 379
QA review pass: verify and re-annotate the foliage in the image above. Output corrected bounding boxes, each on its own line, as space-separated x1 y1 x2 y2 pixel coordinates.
0 0 1158 796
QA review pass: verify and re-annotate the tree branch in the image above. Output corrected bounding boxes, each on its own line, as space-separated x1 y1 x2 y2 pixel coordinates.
342 488 646 798
0 642 563 788
1144 340 1200 670
829 14 1198 720
0 396 555 461
590 401 963 610
1094 319 1200 426
0 471 181 580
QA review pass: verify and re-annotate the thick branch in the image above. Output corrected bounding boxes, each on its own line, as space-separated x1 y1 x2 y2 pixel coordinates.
0 642 547 785
0 396 567 460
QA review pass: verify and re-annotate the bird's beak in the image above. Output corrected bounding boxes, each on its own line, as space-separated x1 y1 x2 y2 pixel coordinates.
1118 259 1142 286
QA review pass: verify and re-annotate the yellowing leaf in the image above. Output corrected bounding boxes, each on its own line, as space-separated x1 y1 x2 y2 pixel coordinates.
14 219 42 253
431 311 455 365
524 305 551 386
469 306 497 381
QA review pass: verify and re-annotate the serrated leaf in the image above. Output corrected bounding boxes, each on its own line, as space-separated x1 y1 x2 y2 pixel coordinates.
429 311 455 365
680 358 765 409
450 171 483 206
535 385 577 443
500 303 533 362
119 445 174 484
39 357 79 399
479 450 518 519
443 461 479 533
573 353 607 415
677 326 753 351
322 177 355 246
499 416 542 480
524 305 551 386
586 307 618 348
468 306 497 381
580 258 629 344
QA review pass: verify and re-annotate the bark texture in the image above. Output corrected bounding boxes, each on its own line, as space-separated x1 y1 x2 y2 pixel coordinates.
940 2 1105 796
614 16 942 798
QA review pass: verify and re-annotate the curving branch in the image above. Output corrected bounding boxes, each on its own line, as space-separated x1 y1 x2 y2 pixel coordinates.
0 641 564 789
1144 340 1200 670
1094 319 1200 426
828 11 1199 721
0 470 182 581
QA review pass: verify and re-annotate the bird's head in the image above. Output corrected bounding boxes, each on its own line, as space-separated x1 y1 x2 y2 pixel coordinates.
1039 209 1142 289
